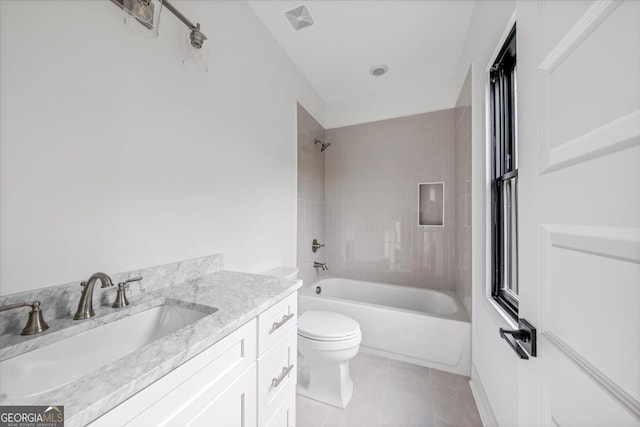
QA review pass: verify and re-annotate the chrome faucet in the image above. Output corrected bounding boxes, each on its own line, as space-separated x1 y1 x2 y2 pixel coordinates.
313 262 328 271
73 272 114 320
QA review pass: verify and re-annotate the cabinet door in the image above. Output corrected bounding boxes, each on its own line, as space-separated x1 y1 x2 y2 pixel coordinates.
187 364 257 427
126 364 257 427
264 390 296 427
92 320 256 426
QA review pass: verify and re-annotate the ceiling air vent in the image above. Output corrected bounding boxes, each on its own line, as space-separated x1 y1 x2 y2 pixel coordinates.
285 5 314 31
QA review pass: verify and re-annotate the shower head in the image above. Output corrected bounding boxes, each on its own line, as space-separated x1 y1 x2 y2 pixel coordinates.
314 139 331 152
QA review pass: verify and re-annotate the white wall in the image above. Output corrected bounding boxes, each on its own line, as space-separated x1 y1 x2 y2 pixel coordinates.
453 1 518 426
0 0 324 295
323 75 457 129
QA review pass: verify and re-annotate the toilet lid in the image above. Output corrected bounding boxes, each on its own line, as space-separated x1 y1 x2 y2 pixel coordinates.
298 310 360 341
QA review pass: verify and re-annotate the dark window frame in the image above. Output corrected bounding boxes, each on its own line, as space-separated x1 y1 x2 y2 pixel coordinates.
490 26 519 320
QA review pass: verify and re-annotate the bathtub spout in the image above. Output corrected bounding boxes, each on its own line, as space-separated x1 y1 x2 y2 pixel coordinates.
313 262 328 271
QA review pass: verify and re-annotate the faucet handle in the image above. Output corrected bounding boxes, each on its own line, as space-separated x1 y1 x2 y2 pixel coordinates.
111 276 143 309
312 239 325 253
120 276 143 288
0 300 49 335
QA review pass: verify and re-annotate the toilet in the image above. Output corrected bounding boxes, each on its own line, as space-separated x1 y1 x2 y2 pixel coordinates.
263 267 362 409
296 310 361 408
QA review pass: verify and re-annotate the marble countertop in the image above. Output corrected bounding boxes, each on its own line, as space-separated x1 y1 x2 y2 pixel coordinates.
0 271 301 426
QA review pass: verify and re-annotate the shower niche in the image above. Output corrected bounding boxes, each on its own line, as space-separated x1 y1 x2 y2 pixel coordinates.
419 182 444 227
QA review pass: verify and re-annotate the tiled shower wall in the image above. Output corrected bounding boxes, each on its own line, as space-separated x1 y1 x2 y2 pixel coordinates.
453 71 472 316
297 104 326 286
324 111 458 291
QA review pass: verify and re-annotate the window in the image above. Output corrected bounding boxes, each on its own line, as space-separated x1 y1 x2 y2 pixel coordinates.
490 26 518 320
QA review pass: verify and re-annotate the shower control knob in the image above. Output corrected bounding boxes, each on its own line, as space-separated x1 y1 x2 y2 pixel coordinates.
312 239 325 253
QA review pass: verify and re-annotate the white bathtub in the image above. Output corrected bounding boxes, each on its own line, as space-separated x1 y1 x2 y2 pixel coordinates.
298 278 471 376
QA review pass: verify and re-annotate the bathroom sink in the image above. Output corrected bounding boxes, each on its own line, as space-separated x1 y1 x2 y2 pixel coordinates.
0 303 215 399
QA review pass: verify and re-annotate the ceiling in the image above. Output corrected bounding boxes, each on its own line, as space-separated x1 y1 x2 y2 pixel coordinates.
248 1 476 104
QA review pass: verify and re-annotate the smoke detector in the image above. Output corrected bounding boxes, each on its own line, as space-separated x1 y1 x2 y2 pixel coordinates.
285 5 314 30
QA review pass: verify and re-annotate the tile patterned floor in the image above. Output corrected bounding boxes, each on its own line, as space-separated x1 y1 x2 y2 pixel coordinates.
296 352 482 427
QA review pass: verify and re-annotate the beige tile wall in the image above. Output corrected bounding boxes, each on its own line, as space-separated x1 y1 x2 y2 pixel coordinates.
324 110 459 291
453 71 473 316
298 97 472 307
297 104 326 286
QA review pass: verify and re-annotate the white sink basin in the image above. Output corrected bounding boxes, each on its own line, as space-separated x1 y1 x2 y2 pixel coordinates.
0 304 214 399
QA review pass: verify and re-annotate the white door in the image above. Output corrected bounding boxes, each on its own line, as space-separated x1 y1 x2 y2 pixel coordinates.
517 0 640 426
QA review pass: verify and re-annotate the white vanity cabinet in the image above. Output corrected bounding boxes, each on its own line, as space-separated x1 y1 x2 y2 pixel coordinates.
90 291 297 427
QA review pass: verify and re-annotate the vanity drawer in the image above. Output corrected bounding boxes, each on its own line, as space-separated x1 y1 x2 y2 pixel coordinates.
258 328 297 424
258 292 297 355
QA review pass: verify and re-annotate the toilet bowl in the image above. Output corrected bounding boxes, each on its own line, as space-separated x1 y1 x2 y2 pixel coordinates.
296 310 361 408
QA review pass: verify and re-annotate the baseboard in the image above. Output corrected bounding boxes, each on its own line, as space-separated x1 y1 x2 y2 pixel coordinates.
469 364 498 427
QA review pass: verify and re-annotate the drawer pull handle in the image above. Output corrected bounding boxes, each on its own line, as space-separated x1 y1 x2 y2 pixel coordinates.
272 364 294 388
270 313 294 334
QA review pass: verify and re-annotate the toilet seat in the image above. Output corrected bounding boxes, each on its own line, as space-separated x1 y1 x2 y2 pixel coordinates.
298 310 361 342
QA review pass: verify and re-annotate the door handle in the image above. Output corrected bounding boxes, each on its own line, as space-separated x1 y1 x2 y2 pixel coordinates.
499 318 537 359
